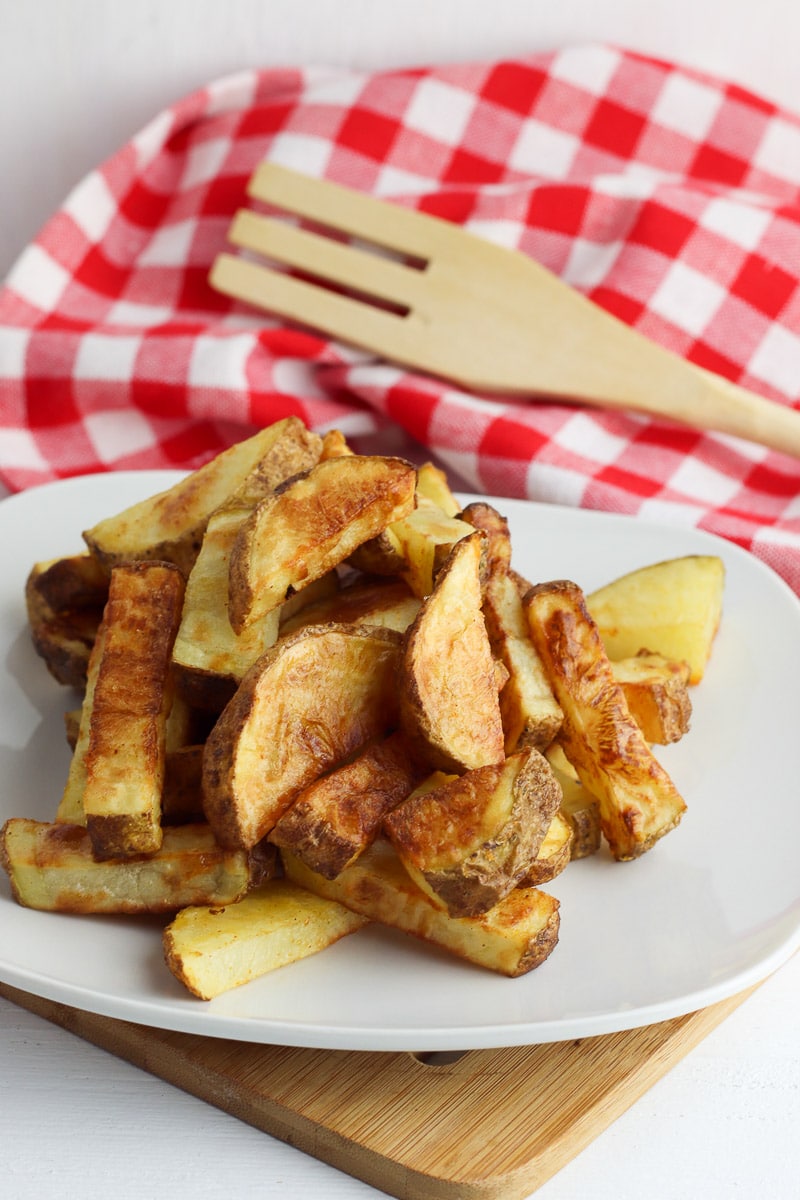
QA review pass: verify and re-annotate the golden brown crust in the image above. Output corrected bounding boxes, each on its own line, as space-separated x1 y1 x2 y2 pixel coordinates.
282 839 560 977
482 570 563 753
269 732 424 878
398 532 505 772
228 455 417 634
458 501 512 578
25 555 108 688
1 819 254 914
524 579 686 861
83 561 184 859
202 623 403 849
83 418 322 575
279 577 420 638
384 749 563 917
611 652 692 744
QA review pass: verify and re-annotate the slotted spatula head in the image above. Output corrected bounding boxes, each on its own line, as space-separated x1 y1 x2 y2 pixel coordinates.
210 163 800 459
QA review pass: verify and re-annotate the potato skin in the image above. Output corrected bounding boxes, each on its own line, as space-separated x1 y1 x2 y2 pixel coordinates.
83 561 185 860
398 532 505 772
283 839 560 978
227 455 417 634
525 579 686 861
25 555 108 688
269 733 424 879
83 418 321 575
384 749 563 918
202 623 403 849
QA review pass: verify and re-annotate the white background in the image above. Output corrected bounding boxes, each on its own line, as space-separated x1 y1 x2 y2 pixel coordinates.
1 0 799 278
2 4 800 1199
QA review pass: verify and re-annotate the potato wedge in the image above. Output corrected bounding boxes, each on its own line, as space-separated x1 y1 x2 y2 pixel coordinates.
525 580 686 861
228 454 416 633
0 820 259 914
516 810 574 886
586 555 724 685
415 462 461 517
25 554 108 688
172 418 324 706
202 623 402 849
56 621 108 825
611 652 692 744
163 879 368 1000
390 498 475 599
282 839 560 978
279 577 420 639
83 561 184 860
269 733 424 879
459 501 512 578
172 504 282 711
83 419 321 575
482 569 563 752
384 749 562 917
399 531 505 772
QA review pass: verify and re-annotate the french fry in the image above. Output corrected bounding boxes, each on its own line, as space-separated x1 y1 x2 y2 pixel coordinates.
0 820 260 914
1 419 720 1002
459 501 512 578
482 569 563 752
282 839 560 978
82 561 184 860
172 503 282 711
56 621 108 825
163 879 368 1000
525 579 686 861
84 418 321 575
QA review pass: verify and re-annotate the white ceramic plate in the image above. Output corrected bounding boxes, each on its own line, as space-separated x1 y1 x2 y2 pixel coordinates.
1 471 799 1051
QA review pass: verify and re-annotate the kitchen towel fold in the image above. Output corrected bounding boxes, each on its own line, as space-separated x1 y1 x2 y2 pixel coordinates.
1 45 799 589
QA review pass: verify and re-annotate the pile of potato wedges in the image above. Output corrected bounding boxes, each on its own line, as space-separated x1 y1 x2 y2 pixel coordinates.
1 417 725 999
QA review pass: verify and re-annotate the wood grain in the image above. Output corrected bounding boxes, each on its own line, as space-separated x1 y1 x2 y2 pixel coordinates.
0 980 757 1200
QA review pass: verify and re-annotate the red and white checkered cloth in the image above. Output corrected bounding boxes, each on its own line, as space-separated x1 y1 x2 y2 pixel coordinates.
2 45 800 589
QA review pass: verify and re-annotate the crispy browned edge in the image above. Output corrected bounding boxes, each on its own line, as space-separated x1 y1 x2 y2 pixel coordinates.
524 578 686 861
384 749 562 917
398 531 505 772
268 732 424 879
227 455 417 634
201 623 403 849
83 560 185 860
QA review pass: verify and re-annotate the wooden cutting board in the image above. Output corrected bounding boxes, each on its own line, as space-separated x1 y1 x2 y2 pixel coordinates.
0 979 757 1200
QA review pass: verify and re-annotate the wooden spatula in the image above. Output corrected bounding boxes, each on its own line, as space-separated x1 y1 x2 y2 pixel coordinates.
210 163 800 459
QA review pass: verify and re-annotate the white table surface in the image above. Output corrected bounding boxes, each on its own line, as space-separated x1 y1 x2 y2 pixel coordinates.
2 4 799 1197
2 952 799 1200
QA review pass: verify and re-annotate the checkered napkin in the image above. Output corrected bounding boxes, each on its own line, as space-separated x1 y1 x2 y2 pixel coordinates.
2 44 800 590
